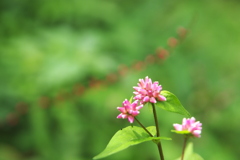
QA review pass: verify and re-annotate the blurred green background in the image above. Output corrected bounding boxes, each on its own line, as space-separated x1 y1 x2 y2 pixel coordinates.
0 0 240 160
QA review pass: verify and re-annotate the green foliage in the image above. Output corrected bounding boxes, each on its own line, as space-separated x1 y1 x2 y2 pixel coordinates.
157 91 191 117
93 126 171 159
29 104 57 160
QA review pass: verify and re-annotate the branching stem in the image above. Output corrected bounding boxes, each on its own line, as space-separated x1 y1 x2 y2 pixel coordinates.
135 117 153 137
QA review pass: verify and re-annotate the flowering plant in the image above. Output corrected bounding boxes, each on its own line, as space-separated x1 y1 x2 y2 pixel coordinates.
93 76 203 160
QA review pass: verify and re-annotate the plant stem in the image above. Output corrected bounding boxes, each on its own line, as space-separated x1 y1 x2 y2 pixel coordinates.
135 117 153 137
151 103 164 160
181 137 188 160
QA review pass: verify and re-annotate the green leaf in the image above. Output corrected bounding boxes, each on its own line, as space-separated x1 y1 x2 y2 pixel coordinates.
171 130 191 135
190 153 204 160
129 96 133 103
93 126 171 159
157 90 191 117
175 142 204 160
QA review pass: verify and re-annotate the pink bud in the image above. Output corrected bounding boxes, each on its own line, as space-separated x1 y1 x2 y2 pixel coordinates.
116 99 143 123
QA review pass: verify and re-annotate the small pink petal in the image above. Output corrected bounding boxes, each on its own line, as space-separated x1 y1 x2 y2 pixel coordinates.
133 87 139 91
136 105 143 110
143 96 150 102
173 124 182 131
133 91 139 95
121 114 127 119
135 95 142 99
157 95 167 101
117 107 126 113
128 116 134 123
150 97 157 103
131 112 139 116
116 114 122 119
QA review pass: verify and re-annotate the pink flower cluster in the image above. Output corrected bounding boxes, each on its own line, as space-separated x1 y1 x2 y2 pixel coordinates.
117 76 166 123
173 117 202 138
133 76 166 104
116 99 143 123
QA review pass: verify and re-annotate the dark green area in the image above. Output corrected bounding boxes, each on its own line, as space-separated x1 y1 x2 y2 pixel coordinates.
0 0 240 159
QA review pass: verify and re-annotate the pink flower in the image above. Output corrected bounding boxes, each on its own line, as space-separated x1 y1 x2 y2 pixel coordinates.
117 99 143 123
133 76 166 104
173 117 202 138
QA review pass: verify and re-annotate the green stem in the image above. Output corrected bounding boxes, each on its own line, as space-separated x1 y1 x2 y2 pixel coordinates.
135 117 153 137
151 103 164 160
181 137 188 160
